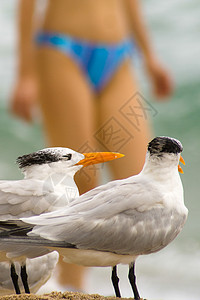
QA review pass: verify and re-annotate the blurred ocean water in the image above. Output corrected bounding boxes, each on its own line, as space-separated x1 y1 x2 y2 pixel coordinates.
0 1 200 299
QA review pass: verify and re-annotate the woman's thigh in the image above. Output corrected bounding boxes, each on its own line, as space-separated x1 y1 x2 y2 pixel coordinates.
97 60 152 179
36 48 98 193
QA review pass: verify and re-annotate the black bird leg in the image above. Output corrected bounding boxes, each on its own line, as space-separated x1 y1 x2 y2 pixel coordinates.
111 265 121 298
128 262 140 300
10 263 21 294
21 264 30 293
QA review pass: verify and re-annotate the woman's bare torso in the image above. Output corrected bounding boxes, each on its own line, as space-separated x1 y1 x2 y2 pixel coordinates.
42 0 130 42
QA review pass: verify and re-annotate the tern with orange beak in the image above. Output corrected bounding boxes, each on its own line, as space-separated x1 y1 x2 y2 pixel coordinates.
0 137 188 299
0 147 123 294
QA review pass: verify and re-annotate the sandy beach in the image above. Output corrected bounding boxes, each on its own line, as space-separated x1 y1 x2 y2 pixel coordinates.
0 291 138 300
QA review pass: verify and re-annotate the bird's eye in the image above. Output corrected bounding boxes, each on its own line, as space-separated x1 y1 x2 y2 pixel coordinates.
63 154 72 160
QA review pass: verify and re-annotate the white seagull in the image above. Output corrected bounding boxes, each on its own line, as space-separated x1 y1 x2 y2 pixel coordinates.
0 137 188 299
0 147 123 294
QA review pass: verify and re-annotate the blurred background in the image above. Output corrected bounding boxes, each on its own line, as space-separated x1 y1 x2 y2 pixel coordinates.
0 0 200 299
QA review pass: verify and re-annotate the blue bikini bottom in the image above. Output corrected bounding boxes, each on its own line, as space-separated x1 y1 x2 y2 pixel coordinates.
36 31 134 92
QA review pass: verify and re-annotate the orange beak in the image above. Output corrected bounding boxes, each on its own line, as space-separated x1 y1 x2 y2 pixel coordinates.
178 155 185 174
76 152 124 167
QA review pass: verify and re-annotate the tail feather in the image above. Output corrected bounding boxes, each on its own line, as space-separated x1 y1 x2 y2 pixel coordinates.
0 220 76 249
0 236 76 249
0 220 32 236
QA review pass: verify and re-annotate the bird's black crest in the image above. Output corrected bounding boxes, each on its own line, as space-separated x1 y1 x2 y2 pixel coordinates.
16 151 60 168
148 137 183 156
